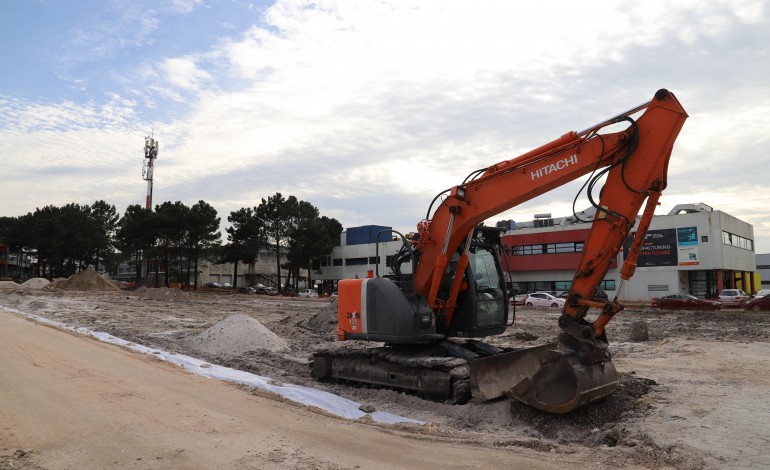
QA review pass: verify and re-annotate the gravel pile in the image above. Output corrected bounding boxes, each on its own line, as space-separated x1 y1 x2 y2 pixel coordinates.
20 278 51 289
187 314 289 358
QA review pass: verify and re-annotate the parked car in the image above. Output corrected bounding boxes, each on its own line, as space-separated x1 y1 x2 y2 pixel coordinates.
755 289 770 299
651 293 722 310
510 292 528 305
256 286 277 295
238 287 256 294
745 296 770 311
593 290 609 301
718 289 750 307
524 292 565 308
550 290 606 301
299 289 318 298
203 282 221 288
220 282 233 288
280 287 298 296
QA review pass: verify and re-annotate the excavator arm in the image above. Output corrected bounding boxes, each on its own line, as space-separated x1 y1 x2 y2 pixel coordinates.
416 90 687 413
413 89 688 340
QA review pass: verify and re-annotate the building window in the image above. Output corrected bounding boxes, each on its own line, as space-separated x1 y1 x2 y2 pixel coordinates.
513 279 614 293
534 281 552 292
511 241 583 256
333 258 343 266
346 258 367 266
554 281 572 291
722 231 754 251
597 279 616 290
519 245 543 255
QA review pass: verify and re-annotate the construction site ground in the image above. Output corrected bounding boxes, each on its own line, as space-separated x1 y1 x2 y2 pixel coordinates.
2 285 769 469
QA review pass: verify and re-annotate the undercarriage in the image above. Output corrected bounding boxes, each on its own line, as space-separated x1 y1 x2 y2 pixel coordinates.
311 339 512 404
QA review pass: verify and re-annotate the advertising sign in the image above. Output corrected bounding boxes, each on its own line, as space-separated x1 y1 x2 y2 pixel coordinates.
623 229 678 267
677 226 700 266
624 226 701 267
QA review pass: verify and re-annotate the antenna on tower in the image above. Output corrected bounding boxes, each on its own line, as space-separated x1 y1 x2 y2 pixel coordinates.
142 132 159 211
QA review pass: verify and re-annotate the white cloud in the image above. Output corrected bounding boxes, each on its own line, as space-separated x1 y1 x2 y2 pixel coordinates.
169 0 204 14
160 56 214 91
2 0 770 252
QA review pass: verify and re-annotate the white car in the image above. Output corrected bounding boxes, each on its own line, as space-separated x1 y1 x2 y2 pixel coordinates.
718 289 750 306
755 289 770 299
524 292 565 308
299 289 318 298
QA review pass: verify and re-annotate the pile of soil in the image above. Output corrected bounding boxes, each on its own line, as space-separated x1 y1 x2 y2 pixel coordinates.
51 269 121 292
186 313 289 358
0 280 20 289
301 298 338 334
20 278 51 289
135 286 191 301
47 278 69 289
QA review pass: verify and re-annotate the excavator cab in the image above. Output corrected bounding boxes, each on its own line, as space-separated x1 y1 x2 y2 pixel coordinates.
439 227 509 338
333 226 509 344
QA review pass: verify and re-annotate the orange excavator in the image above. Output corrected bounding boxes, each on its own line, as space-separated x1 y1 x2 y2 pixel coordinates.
312 89 688 413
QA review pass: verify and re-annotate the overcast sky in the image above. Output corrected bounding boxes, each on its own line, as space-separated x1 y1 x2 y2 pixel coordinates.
1 0 769 251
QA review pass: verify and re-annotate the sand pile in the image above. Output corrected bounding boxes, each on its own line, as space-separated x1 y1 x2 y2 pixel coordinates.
53 269 121 291
20 277 51 289
0 280 20 289
302 299 338 334
135 286 191 300
47 278 69 289
187 314 288 358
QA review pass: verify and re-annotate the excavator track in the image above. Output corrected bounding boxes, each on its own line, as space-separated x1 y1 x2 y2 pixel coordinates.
311 337 619 413
311 344 476 404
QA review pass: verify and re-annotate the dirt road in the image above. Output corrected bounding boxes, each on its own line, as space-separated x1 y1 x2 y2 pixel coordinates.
2 287 770 469
0 312 583 470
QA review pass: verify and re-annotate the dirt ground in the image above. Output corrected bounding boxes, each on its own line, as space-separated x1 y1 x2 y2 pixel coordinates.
2 285 770 469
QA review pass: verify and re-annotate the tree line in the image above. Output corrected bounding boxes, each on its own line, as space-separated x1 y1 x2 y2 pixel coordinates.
0 192 342 289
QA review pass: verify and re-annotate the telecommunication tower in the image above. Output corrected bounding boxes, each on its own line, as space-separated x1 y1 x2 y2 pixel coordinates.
142 134 159 210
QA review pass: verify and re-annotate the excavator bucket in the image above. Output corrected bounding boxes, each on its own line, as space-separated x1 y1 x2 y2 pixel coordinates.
469 335 618 414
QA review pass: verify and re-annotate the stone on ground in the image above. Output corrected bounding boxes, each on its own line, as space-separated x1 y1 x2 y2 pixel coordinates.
628 320 649 341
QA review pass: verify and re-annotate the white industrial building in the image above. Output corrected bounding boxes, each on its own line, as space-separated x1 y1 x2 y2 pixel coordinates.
501 203 756 301
314 225 407 283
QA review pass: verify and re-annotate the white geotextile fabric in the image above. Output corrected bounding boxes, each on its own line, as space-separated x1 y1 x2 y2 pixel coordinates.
0 305 423 426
